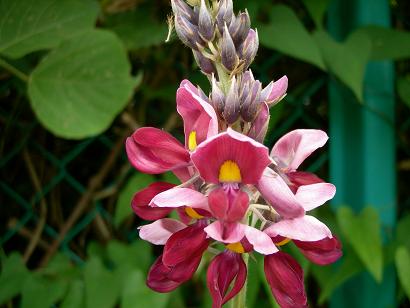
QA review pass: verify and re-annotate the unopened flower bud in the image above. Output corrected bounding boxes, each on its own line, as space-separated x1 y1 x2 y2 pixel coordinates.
193 50 215 75
211 75 225 116
174 14 204 50
198 0 214 41
216 0 233 34
241 80 261 122
239 29 259 69
221 24 238 71
228 11 250 46
171 0 197 24
223 76 240 124
260 75 288 106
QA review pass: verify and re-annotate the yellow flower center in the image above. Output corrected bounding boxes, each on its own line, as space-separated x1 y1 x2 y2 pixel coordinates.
188 131 197 151
185 207 204 219
276 238 291 246
226 242 245 254
219 160 242 182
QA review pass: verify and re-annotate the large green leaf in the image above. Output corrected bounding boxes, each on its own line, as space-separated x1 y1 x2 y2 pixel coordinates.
336 206 383 282
0 0 98 58
114 172 155 226
396 246 410 300
258 5 325 70
107 240 152 273
398 77 410 109
84 257 121 308
314 30 371 102
357 26 410 60
0 253 30 304
105 10 167 50
28 30 136 139
61 280 86 308
301 0 330 29
397 214 410 251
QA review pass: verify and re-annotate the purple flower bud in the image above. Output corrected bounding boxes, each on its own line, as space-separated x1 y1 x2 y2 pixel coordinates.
171 0 198 24
211 75 225 117
221 24 238 71
239 29 259 69
193 50 215 75
228 11 251 46
223 76 240 124
216 0 233 34
260 75 288 106
198 0 214 41
174 14 204 50
241 80 261 122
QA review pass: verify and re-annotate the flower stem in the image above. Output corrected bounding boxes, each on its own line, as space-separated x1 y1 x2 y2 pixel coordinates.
0 58 29 82
231 253 249 308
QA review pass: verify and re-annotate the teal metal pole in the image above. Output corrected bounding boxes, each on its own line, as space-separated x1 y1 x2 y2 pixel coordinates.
328 0 396 307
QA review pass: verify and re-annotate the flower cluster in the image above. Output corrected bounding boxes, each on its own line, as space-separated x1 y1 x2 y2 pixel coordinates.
126 1 341 307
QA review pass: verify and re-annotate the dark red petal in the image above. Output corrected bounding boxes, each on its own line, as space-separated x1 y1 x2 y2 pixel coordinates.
147 255 181 293
287 171 324 192
294 236 342 265
206 251 247 308
167 251 203 282
264 252 307 308
162 222 209 266
131 182 175 220
208 187 249 222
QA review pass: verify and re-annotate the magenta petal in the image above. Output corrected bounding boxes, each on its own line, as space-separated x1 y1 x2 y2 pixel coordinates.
244 226 278 255
248 102 269 143
150 187 209 211
294 236 342 265
207 251 247 308
177 80 218 148
204 221 246 243
295 183 336 211
162 222 209 266
264 252 307 308
126 127 190 174
147 255 181 293
264 215 332 241
191 128 271 184
139 218 187 245
208 188 249 222
271 129 328 171
257 168 305 218
131 182 175 220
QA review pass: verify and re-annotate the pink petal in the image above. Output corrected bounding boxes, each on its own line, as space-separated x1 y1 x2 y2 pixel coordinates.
271 129 328 171
162 222 209 266
256 168 305 218
177 80 218 148
264 252 307 308
264 215 332 241
248 102 270 143
191 128 271 184
244 226 278 255
150 187 209 211
295 183 336 211
261 75 288 106
131 182 175 220
139 218 187 245
204 221 246 243
294 236 342 265
126 127 190 174
207 252 247 308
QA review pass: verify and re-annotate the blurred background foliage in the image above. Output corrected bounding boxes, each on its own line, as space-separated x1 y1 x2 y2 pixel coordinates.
0 0 410 307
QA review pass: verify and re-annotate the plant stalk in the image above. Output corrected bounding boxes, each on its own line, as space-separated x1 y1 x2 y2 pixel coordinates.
0 58 29 82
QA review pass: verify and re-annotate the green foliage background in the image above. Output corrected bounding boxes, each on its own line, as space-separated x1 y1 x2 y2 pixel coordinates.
1 0 410 307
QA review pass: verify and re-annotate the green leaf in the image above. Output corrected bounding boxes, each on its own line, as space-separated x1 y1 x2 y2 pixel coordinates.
396 246 410 300
21 273 67 308
107 240 152 273
84 257 121 308
28 29 136 139
120 269 169 308
397 214 410 251
313 30 371 102
246 256 261 308
398 77 410 109
0 0 98 58
301 0 330 29
0 252 30 304
258 5 325 70
336 206 383 282
115 172 155 226
162 171 181 185
105 10 167 50
357 26 410 60
61 280 86 308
